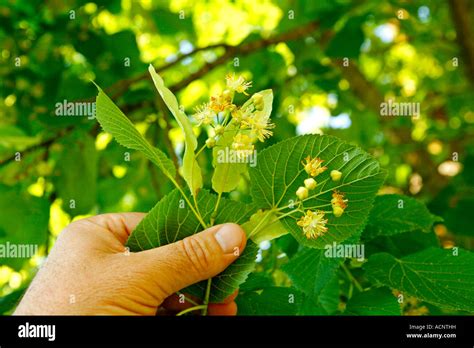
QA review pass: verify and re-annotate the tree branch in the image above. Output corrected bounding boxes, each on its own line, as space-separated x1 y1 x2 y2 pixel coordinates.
0 21 319 166
448 0 474 84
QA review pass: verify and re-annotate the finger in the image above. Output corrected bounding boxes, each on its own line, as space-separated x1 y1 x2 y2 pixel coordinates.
162 293 199 311
77 212 146 244
208 301 238 316
211 290 238 304
129 223 246 304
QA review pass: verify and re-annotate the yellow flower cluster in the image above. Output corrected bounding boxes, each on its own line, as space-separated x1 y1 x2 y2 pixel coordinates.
295 156 348 240
192 74 275 157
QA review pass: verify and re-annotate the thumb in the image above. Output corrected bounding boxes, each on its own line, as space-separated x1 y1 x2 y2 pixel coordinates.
130 223 246 302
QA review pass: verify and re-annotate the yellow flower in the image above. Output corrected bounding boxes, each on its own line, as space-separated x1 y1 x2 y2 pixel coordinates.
297 210 328 239
331 190 348 217
242 110 275 142
231 106 252 123
226 74 252 95
193 103 215 125
209 93 232 113
302 156 327 177
331 190 348 209
232 133 254 158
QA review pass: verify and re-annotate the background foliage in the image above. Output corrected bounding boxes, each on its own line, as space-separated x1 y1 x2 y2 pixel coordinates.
0 0 473 315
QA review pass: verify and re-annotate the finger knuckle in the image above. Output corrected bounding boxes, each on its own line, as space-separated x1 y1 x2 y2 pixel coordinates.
180 236 213 277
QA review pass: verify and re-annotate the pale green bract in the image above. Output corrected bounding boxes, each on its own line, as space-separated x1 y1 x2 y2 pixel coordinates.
241 209 288 243
211 90 273 193
211 123 247 193
148 65 202 196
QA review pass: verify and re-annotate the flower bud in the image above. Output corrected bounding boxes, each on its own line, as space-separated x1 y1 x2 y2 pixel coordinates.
205 137 216 148
296 186 309 200
214 125 224 135
330 170 342 182
223 89 233 102
252 93 264 110
304 178 317 190
333 206 344 217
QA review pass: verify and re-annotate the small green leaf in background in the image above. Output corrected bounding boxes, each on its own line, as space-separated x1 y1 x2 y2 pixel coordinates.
126 189 257 302
364 247 474 313
236 287 303 315
95 84 176 179
362 194 442 241
282 247 340 299
344 287 401 315
365 230 440 258
0 185 49 271
148 65 202 196
326 16 365 58
53 132 97 215
250 134 386 248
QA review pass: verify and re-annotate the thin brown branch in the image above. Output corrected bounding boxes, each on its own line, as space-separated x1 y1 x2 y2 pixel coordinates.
1 22 319 167
448 0 474 84
169 21 319 92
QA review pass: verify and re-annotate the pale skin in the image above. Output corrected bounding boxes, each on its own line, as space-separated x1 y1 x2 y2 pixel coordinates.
14 213 246 315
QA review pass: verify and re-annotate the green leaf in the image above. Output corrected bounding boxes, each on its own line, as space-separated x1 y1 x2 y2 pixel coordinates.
148 65 202 196
236 287 303 315
362 194 442 241
326 16 365 58
94 84 176 179
297 295 328 315
0 287 26 314
317 273 340 314
364 248 474 312
281 247 340 299
239 272 274 292
0 185 49 271
126 189 257 302
241 209 288 243
366 230 440 258
53 132 97 215
344 288 401 315
249 134 386 248
0 125 41 152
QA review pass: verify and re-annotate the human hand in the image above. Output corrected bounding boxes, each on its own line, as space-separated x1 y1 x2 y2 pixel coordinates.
14 213 246 315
